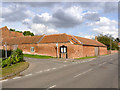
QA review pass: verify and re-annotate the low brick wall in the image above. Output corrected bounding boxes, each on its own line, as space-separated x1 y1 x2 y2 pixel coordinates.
107 50 118 54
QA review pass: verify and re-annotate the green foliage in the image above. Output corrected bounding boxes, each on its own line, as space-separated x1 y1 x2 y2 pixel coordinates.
10 28 15 32
10 28 22 33
97 34 118 50
24 54 54 59
23 31 34 36
2 49 24 68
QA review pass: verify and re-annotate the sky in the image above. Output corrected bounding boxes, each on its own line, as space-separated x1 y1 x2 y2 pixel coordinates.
0 1 118 39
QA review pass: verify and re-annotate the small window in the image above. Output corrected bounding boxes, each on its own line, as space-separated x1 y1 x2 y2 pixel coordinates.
31 47 34 52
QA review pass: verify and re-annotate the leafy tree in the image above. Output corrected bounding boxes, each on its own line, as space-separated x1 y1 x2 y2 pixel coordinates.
10 28 22 33
10 28 15 32
97 34 118 50
23 31 34 36
115 38 120 42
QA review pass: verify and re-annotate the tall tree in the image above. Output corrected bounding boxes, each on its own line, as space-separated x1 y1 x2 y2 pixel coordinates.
97 34 118 50
23 31 34 36
10 28 15 32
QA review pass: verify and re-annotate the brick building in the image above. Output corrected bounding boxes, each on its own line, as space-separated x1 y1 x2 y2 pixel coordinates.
1 26 107 59
118 42 120 50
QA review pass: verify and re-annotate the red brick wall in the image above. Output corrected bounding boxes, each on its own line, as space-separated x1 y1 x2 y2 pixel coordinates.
83 45 95 57
107 50 118 54
4 43 108 59
99 47 107 55
15 43 83 59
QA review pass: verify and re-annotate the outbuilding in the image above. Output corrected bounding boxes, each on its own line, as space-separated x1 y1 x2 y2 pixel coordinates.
1 26 107 59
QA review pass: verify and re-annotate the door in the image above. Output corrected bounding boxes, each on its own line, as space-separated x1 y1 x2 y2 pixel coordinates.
95 47 99 56
60 45 67 58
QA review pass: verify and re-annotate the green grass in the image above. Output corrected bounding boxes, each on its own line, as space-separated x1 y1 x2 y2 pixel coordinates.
24 54 54 59
1 62 29 77
75 56 97 60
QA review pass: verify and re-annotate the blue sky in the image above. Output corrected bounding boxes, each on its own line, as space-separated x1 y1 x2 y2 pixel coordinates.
0 2 118 39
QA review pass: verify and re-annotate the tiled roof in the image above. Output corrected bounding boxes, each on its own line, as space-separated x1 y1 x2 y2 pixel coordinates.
74 36 106 47
0 26 24 38
11 31 24 37
39 33 106 47
39 33 69 43
2 35 43 45
2 32 106 47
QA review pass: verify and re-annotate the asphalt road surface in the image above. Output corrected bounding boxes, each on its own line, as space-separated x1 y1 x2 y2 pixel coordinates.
2 53 118 88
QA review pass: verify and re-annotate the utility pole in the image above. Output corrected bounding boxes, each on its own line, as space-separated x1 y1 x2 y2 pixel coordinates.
56 42 58 58
4 42 7 58
110 37 112 53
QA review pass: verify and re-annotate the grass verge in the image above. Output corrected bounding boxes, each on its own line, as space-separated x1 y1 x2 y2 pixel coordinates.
2 62 29 78
75 56 97 60
24 54 54 59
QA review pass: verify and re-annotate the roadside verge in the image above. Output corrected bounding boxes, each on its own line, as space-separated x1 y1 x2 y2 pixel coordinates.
1 62 29 80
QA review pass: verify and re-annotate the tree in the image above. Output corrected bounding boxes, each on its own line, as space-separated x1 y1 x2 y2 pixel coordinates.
115 38 120 42
23 31 34 36
10 28 15 32
10 28 22 33
97 34 118 50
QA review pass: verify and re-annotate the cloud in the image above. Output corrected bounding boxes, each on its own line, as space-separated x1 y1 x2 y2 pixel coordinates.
88 17 118 38
84 35 95 39
88 17 117 26
83 11 100 21
93 26 118 38
0 18 4 23
28 24 59 35
2 4 34 22
11 2 60 8
32 6 84 28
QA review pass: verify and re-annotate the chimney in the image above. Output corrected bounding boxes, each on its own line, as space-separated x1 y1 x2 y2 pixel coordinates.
95 36 97 41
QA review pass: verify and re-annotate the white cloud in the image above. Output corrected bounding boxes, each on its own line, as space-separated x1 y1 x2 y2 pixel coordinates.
93 26 118 38
83 11 100 21
32 6 84 28
0 18 4 23
89 17 118 38
84 35 95 39
30 24 59 35
2 4 34 22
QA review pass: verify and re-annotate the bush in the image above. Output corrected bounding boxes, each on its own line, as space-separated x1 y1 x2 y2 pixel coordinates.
2 48 24 68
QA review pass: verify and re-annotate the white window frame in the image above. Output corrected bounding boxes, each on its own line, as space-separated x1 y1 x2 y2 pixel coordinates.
31 47 34 52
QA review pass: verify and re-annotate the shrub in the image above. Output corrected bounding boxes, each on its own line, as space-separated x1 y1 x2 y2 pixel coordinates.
2 48 24 68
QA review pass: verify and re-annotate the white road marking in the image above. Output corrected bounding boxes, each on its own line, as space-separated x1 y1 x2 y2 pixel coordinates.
49 85 56 88
99 62 107 66
13 77 21 79
25 74 32 77
36 71 43 74
44 69 50 72
0 79 8 82
102 62 107 64
74 68 93 78
98 64 102 66
52 68 56 70
64 65 67 67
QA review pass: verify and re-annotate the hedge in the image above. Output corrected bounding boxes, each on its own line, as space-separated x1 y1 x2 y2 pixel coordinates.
2 49 24 68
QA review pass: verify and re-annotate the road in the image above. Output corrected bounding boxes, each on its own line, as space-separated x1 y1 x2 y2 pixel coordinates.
2 53 118 89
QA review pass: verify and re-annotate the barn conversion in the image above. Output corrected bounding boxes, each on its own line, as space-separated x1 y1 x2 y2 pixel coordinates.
0 26 107 59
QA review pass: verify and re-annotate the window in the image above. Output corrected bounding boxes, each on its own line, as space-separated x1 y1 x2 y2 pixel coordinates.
31 47 34 52
71 38 77 43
